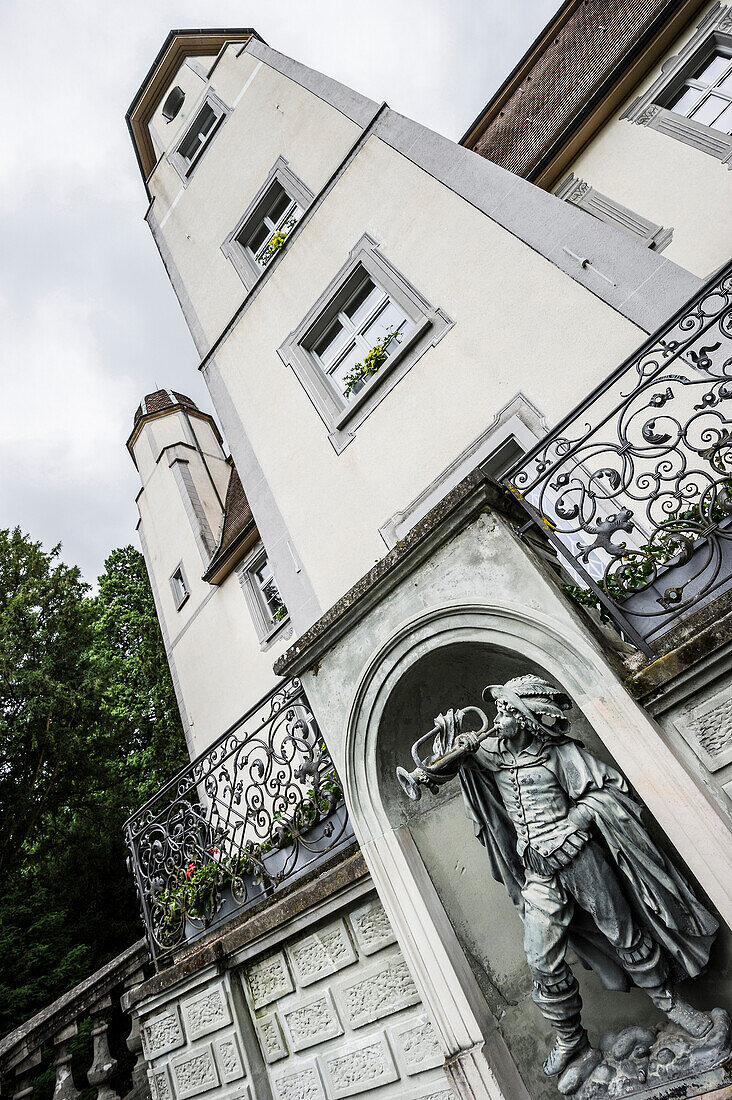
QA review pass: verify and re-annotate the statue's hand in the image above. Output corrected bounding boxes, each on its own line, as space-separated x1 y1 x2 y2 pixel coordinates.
456 732 481 753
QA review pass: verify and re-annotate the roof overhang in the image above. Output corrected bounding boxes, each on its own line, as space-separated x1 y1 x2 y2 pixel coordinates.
126 28 264 186
460 0 707 188
126 403 223 465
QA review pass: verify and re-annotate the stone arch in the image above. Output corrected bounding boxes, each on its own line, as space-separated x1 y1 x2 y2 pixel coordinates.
337 601 732 1099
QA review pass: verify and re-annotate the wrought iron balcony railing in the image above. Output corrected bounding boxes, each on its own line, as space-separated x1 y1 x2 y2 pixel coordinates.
124 679 351 958
504 259 732 655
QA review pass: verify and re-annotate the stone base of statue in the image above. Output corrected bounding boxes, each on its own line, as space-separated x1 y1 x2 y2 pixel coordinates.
557 1008 731 1098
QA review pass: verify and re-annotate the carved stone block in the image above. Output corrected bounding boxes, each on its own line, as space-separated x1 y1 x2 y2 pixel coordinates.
182 984 231 1040
244 953 294 1009
282 990 343 1052
348 897 396 956
171 1045 220 1099
336 954 420 1029
255 1012 288 1064
213 1033 245 1083
319 1032 399 1098
287 920 357 987
149 1065 173 1100
141 1007 185 1059
674 686 732 771
272 1058 326 1100
389 1014 443 1076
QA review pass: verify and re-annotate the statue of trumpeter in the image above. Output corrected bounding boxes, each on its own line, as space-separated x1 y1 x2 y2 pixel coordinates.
412 676 720 1082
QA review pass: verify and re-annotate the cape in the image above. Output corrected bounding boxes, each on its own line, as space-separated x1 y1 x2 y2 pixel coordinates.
436 724 718 990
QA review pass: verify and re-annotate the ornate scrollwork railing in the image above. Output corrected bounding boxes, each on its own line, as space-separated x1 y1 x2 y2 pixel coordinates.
124 680 350 957
504 260 732 654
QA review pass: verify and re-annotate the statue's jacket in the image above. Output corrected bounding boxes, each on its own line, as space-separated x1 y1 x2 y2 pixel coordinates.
435 725 718 990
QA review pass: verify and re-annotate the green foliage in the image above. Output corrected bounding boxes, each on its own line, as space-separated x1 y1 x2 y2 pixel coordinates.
271 603 288 624
0 532 186 1038
343 327 403 396
263 230 287 259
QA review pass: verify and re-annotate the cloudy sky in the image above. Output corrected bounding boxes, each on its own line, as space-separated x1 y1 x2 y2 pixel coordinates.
0 0 557 586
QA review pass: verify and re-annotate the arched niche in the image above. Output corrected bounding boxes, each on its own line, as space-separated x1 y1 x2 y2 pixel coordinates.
341 606 732 1100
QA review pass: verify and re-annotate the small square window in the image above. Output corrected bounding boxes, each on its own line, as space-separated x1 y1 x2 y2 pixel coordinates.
278 234 453 453
222 157 314 291
170 565 189 610
169 91 229 182
238 548 289 645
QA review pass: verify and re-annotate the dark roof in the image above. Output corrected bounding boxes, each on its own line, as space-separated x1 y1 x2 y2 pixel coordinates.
203 462 257 582
462 0 695 182
133 389 198 426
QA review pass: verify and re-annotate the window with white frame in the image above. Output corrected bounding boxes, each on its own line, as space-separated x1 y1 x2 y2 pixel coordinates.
278 234 453 453
307 270 412 402
169 91 228 181
170 564 189 610
222 157 314 290
238 548 289 644
666 49 732 134
623 6 732 164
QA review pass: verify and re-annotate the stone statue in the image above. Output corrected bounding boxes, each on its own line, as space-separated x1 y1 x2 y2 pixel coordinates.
398 675 730 1096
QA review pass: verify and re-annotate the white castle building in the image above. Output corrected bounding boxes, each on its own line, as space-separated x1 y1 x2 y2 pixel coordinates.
3 5 732 1100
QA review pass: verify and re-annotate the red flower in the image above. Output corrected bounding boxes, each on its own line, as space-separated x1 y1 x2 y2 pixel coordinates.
186 862 195 878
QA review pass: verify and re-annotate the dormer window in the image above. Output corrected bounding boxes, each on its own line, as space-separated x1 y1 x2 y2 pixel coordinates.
162 86 185 122
169 91 229 182
222 156 314 291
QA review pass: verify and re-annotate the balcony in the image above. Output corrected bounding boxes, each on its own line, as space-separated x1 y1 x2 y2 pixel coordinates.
124 679 352 959
504 260 732 656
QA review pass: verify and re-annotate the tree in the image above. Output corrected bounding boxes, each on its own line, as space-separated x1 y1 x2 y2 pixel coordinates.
90 545 187 810
0 529 99 877
0 533 187 1038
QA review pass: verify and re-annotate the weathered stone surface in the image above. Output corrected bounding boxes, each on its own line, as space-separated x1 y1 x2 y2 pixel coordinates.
255 1012 288 1064
287 920 356 987
390 1014 443 1076
170 1046 219 1099
213 1033 245 1083
347 898 396 957
181 986 231 1040
141 1009 185 1059
282 990 343 1052
558 1009 732 1097
336 954 420 1029
149 1066 173 1100
319 1032 399 1098
272 1058 326 1100
244 954 293 1009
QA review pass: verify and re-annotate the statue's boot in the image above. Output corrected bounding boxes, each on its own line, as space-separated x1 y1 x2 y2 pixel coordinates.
617 932 713 1040
648 985 713 1038
543 1035 591 1077
532 970 589 1077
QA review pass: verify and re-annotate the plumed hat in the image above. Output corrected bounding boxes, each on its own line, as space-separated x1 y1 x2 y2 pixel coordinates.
482 675 572 734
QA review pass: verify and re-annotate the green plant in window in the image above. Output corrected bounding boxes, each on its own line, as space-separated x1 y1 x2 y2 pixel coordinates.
343 326 403 397
272 604 288 624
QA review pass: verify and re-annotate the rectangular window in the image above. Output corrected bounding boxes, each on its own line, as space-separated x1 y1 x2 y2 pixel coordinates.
222 157 314 290
170 565 189 610
278 234 453 453
667 49 732 135
169 91 229 181
306 271 412 402
240 180 304 272
623 8 732 165
238 547 289 645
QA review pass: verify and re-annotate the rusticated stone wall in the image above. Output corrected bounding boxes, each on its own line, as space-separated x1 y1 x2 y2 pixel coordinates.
136 889 453 1100
242 894 453 1100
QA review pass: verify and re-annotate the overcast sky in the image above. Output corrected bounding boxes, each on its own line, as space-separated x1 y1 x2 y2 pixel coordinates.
0 0 557 586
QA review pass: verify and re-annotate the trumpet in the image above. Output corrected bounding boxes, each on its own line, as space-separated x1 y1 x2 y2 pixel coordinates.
396 706 497 801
